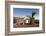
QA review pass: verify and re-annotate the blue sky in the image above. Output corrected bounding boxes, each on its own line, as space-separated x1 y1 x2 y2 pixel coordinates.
13 8 39 20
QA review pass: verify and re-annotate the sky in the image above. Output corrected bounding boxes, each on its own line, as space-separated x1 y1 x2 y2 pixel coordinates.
13 8 39 20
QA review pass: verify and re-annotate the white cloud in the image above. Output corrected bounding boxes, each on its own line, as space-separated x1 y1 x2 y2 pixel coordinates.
34 14 39 20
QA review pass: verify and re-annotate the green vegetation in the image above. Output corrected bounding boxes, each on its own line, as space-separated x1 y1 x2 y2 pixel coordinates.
32 12 36 18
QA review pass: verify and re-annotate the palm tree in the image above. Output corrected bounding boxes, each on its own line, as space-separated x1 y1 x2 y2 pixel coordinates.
31 12 36 27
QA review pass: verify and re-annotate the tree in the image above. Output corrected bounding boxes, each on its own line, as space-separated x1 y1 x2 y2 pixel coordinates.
32 12 36 18
31 12 36 27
